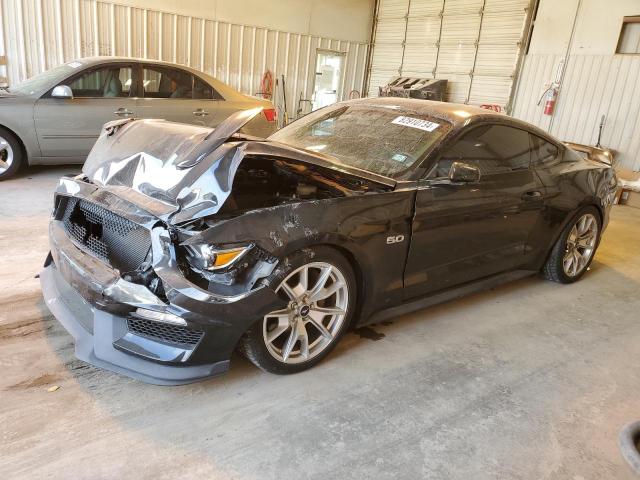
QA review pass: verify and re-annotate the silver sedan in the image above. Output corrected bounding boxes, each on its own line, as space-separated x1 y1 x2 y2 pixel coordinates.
0 57 277 179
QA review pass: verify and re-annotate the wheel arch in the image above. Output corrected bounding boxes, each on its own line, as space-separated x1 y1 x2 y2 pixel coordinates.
233 240 366 367
313 242 366 330
269 238 368 329
541 201 604 268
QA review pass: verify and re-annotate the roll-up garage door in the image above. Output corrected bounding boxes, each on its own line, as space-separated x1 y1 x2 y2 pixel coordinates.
367 0 532 112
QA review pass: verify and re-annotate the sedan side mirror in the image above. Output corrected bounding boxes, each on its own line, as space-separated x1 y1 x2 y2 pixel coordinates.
449 161 480 183
51 85 73 99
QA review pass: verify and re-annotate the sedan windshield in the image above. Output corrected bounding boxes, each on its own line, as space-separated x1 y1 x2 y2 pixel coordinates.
269 103 451 178
10 62 79 95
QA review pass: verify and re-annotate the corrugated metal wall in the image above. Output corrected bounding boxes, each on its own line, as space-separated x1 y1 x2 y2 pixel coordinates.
367 0 532 111
0 0 369 119
512 54 640 170
0 1 7 84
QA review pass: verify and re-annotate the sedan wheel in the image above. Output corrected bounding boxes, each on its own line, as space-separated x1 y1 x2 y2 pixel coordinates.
562 213 598 277
0 135 14 175
0 128 22 180
263 262 349 364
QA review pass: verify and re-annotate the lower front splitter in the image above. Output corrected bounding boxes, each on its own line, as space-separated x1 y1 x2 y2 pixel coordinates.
40 264 229 386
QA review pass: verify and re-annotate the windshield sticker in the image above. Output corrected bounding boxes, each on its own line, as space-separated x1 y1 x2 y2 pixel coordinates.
391 153 408 163
391 116 440 132
67 61 83 68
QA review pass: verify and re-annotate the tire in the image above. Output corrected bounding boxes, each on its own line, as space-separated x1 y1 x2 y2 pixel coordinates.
0 127 23 180
239 246 357 374
542 206 602 284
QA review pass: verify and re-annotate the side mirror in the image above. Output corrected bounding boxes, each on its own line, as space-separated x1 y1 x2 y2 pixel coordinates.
51 85 73 99
449 161 480 183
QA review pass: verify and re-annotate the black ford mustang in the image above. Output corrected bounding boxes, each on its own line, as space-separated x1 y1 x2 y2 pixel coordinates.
41 98 617 384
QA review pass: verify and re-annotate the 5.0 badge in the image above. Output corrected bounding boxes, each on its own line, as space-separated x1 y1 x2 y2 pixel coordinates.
386 235 405 244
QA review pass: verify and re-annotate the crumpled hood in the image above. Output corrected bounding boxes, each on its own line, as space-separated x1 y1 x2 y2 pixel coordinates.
82 109 262 224
81 107 395 226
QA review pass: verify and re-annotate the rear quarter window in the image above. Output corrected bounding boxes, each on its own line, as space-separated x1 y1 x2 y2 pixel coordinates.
530 134 560 167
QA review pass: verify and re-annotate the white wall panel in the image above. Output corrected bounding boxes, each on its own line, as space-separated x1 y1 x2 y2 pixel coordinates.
0 1 6 84
105 0 374 44
0 0 369 121
368 0 531 111
512 54 640 170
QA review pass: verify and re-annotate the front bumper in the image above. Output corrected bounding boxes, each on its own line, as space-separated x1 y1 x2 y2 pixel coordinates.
41 186 283 385
41 264 229 385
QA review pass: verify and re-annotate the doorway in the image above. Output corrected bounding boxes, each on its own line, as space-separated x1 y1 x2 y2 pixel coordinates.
312 50 345 111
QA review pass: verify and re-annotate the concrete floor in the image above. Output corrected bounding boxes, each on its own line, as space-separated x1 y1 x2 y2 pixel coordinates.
1 166 639 480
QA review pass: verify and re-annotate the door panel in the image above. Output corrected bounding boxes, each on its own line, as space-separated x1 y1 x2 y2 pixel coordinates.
405 171 543 299
404 123 545 299
34 64 136 158
136 97 227 127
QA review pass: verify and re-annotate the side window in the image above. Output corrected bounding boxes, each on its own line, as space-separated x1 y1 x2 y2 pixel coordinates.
65 66 134 98
142 66 193 99
434 124 531 178
530 134 559 166
193 76 223 100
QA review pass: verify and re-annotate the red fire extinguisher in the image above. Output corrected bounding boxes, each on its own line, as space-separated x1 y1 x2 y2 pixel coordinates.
538 84 558 116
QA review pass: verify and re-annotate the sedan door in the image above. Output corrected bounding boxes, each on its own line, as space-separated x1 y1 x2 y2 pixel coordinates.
136 64 230 127
403 124 546 300
33 63 138 159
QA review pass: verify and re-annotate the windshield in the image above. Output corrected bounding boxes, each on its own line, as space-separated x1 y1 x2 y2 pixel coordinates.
269 103 451 177
10 62 80 95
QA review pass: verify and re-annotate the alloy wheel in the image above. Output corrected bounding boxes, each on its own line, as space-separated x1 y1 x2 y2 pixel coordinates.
563 213 598 277
263 262 349 364
0 135 14 174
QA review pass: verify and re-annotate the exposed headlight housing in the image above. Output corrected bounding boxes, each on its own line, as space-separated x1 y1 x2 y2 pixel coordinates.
185 244 251 271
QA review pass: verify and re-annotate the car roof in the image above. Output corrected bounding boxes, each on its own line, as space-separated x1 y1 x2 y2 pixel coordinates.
67 56 264 104
337 97 558 141
340 97 500 126
77 56 199 69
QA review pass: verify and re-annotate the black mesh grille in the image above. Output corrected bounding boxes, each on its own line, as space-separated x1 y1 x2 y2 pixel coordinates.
127 317 204 347
60 198 151 272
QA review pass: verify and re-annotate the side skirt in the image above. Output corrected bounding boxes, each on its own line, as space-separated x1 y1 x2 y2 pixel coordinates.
361 269 537 326
28 155 86 166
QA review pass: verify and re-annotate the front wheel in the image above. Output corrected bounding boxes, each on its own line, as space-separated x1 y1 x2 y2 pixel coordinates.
0 127 23 180
240 247 356 374
542 207 601 283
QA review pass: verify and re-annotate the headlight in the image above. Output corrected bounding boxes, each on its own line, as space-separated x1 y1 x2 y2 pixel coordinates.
185 244 251 271
133 308 186 326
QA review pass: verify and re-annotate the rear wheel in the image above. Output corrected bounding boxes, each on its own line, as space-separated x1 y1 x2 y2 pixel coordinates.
542 207 601 283
240 247 356 374
0 127 23 180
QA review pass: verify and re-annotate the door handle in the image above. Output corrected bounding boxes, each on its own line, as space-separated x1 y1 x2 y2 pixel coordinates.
114 107 133 116
193 109 210 116
522 190 543 200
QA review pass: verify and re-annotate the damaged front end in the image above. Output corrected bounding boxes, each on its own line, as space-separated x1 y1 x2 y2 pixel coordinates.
40 109 390 384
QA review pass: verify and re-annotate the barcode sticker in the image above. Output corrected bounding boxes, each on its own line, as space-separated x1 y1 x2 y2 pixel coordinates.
391 116 440 132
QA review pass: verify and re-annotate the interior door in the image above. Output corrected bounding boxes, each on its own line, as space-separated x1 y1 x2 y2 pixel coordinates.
136 65 229 127
312 50 345 111
34 64 137 159
403 123 545 299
